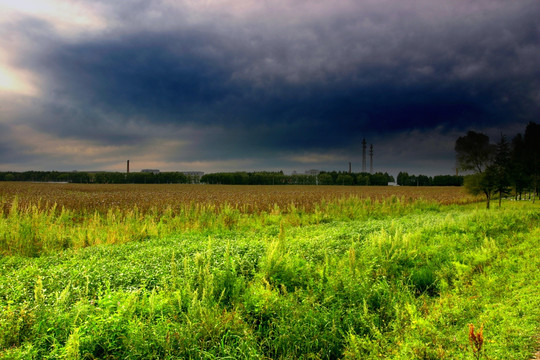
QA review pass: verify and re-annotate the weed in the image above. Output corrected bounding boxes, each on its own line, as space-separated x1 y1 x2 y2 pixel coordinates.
469 323 484 359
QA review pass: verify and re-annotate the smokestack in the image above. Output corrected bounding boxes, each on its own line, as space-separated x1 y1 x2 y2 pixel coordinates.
362 138 367 172
349 162 351 174
369 144 373 174
127 160 130 174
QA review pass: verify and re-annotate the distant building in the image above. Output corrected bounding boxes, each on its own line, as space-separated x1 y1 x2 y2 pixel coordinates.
141 169 160 175
305 169 320 176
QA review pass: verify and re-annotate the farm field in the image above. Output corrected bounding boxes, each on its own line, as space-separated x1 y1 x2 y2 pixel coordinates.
0 183 539 359
0 183 478 257
0 182 478 214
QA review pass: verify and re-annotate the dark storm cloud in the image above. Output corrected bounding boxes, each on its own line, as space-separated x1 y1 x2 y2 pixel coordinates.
1 0 539 172
0 122 34 166
34 35 235 118
0 124 16 163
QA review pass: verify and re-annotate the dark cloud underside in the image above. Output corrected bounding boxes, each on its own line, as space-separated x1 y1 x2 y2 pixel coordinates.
1 0 539 173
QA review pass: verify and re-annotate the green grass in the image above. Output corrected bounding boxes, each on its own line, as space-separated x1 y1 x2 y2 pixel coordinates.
0 199 539 359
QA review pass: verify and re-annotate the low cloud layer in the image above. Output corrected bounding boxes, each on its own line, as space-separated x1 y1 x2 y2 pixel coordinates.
1 0 539 175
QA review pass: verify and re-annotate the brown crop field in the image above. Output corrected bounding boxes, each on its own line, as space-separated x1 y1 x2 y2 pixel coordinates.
0 182 479 214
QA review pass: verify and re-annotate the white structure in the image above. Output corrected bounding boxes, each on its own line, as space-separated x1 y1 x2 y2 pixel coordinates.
305 169 320 176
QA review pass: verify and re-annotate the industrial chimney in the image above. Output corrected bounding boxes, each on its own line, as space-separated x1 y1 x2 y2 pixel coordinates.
127 160 130 174
349 162 352 174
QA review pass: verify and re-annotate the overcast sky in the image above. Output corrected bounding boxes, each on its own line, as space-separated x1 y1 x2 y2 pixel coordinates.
0 0 539 176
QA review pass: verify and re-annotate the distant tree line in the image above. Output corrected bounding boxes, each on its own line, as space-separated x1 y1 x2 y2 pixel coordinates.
0 171 93 183
201 171 395 186
201 171 286 185
0 171 197 184
0 170 468 187
455 121 540 208
318 171 394 186
96 172 194 184
396 173 464 186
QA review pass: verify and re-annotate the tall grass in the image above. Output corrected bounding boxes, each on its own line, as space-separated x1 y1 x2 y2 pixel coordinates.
1 195 443 257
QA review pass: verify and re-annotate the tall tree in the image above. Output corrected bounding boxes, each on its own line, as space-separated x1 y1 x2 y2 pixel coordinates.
455 131 496 208
510 133 528 200
524 122 540 203
492 135 512 207
464 168 497 209
397 172 410 186
455 131 494 173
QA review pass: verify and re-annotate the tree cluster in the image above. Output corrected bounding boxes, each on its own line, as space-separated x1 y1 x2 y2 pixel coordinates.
455 122 540 208
396 173 464 186
318 171 394 186
201 171 286 185
201 171 395 186
0 171 196 184
0 171 92 183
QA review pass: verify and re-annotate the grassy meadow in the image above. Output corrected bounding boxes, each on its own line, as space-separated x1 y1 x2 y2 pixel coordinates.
0 183 539 359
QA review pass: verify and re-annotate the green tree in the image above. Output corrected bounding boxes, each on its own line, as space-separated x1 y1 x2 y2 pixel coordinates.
455 131 494 173
455 131 496 208
464 168 497 209
417 175 432 186
397 172 409 186
510 134 529 200
356 174 369 186
369 172 390 186
492 135 512 207
336 174 353 185
524 122 540 202
318 173 333 185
